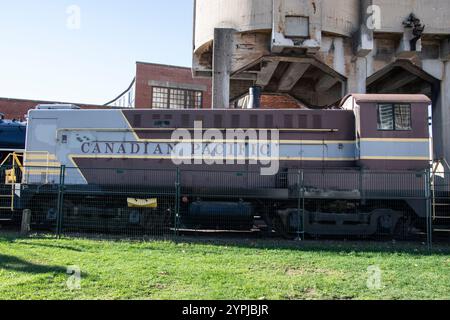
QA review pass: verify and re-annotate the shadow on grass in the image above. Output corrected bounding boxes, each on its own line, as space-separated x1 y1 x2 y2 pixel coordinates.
0 254 67 275
0 232 21 243
17 241 84 252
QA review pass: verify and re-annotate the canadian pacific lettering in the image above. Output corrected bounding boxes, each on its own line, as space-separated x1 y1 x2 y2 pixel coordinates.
80 142 275 158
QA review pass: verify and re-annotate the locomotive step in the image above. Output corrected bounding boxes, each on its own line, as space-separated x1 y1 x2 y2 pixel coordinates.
434 229 450 232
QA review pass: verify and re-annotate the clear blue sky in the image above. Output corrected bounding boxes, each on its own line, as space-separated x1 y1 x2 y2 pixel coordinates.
0 0 194 104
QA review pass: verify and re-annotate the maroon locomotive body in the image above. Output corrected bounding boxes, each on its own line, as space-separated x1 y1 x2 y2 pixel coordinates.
20 94 433 236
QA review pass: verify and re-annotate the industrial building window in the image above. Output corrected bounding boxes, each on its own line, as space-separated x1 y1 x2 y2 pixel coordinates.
170 89 186 109
152 87 203 109
378 104 412 131
195 92 202 108
152 87 169 109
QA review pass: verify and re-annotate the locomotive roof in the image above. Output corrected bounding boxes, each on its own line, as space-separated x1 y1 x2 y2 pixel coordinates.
343 94 431 104
0 119 26 127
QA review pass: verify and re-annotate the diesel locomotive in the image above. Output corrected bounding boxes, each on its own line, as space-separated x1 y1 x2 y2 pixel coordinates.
1 94 438 236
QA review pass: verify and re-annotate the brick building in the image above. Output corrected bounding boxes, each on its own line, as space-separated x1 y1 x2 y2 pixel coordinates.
260 94 305 109
135 62 212 109
134 61 305 109
0 97 108 121
0 61 305 120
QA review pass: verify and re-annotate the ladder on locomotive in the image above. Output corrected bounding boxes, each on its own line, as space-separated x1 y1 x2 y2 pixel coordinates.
0 153 23 214
431 159 450 234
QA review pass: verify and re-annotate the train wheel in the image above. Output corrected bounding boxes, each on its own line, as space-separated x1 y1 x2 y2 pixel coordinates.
393 216 411 240
377 214 393 234
272 217 295 240
34 197 75 229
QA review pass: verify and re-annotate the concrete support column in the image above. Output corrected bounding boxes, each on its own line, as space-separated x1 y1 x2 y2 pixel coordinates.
436 61 450 161
354 0 374 58
212 28 234 109
347 57 367 94
347 0 373 95
333 37 345 75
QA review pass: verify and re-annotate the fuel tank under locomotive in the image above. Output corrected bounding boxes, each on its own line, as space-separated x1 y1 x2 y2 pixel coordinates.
182 201 254 230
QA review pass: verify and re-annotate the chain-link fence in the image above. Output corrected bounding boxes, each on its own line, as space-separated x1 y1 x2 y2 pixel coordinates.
0 164 446 246
59 167 178 238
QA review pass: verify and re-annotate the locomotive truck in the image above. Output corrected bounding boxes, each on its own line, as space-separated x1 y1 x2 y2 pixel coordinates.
1 94 438 236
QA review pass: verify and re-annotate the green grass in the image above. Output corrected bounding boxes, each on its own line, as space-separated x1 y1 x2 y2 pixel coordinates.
0 233 449 300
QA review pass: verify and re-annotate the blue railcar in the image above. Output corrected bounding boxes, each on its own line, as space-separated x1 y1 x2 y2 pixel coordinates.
0 113 27 161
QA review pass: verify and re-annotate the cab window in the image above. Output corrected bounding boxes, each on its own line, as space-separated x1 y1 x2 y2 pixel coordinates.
377 104 412 131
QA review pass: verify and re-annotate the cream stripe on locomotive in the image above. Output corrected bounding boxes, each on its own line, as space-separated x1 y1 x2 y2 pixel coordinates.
23 140 429 170
69 154 358 162
22 109 431 185
70 139 428 160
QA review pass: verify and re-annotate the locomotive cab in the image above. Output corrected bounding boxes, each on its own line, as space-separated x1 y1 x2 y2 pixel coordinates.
341 94 432 171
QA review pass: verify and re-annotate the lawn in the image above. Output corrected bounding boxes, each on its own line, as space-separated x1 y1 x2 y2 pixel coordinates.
0 233 449 300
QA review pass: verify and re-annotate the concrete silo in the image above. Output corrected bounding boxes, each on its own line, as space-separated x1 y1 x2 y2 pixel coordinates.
193 0 450 161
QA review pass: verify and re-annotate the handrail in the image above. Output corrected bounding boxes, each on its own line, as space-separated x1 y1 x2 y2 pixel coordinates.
430 158 450 220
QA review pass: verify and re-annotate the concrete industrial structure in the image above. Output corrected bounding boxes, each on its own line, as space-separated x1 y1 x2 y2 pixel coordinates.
193 0 450 160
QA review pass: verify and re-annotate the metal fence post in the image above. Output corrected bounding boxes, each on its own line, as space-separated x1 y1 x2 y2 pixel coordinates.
56 165 66 237
301 170 305 240
360 167 366 205
174 167 180 237
296 170 305 241
424 169 433 250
